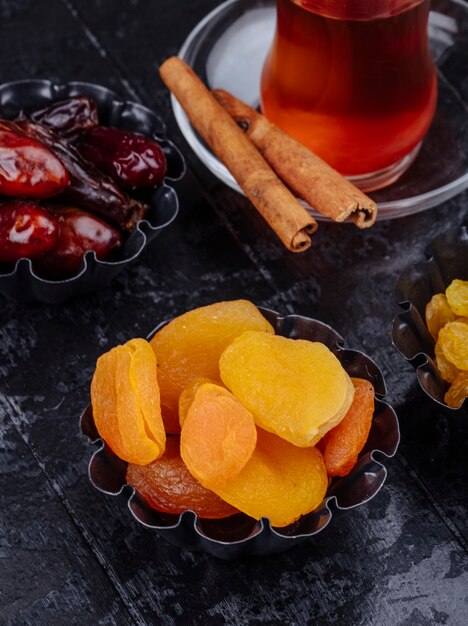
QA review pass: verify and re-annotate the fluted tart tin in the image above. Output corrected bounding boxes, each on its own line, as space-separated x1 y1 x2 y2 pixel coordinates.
393 225 468 411
0 80 185 304
81 309 400 559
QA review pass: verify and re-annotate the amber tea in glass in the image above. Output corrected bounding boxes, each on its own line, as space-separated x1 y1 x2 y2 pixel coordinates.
261 0 437 190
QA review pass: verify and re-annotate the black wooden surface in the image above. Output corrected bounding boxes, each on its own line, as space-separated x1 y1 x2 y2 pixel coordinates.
0 1 467 624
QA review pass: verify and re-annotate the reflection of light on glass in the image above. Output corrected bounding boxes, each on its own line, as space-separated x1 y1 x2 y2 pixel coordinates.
206 8 276 107
429 11 458 61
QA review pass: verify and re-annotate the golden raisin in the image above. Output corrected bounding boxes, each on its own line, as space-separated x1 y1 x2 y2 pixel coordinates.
444 371 468 409
434 341 461 383
425 294 456 341
438 321 468 371
446 279 468 317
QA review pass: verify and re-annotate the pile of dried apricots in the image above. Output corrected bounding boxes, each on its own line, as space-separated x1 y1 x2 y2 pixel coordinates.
425 279 468 408
91 300 376 528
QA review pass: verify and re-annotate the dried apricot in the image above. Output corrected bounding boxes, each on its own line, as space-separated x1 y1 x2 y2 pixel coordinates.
91 338 166 465
434 340 461 383
150 300 274 434
425 294 456 341
321 378 375 477
220 331 354 447
444 371 468 409
178 377 216 427
446 279 468 317
126 437 238 519
438 321 468 371
214 429 328 527
181 384 257 490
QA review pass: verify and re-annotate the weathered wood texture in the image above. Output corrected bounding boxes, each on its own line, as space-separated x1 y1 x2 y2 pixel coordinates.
0 1 467 624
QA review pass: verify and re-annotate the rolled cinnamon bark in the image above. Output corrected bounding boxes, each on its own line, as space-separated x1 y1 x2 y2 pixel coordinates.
160 57 317 252
213 89 378 228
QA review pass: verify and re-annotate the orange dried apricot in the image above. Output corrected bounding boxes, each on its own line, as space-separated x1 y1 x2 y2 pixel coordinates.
444 371 468 409
434 340 461 383
438 321 468 371
126 437 238 519
181 384 257 490
220 331 354 447
446 279 468 317
214 429 328 527
425 294 456 341
178 377 217 427
320 378 375 477
150 300 274 434
91 338 166 465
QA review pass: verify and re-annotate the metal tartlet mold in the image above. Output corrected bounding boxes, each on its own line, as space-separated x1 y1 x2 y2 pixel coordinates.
0 80 186 304
392 225 468 411
81 309 400 559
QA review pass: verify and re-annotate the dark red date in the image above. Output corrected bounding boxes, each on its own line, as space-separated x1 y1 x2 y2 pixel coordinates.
79 126 167 190
0 201 58 264
0 120 69 198
20 96 99 142
19 121 147 231
35 205 122 278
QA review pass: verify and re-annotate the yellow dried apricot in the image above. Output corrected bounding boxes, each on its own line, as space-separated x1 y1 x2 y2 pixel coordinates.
446 279 468 317
181 384 257 490
214 429 328 527
438 321 468 371
129 340 167 450
178 377 217 427
321 378 375 477
444 371 468 409
434 340 461 383
220 331 354 447
126 437 239 519
425 294 456 341
91 338 166 465
150 300 274 434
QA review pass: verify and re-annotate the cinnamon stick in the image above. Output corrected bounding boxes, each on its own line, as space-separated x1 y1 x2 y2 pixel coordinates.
159 57 317 252
213 89 378 228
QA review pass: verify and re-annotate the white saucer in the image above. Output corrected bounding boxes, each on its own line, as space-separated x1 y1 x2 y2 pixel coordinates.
173 0 468 221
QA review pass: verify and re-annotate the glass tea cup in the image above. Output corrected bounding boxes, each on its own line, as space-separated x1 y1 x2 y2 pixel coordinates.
261 0 438 191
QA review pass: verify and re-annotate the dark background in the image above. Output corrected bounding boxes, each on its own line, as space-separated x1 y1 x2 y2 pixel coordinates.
0 1 467 624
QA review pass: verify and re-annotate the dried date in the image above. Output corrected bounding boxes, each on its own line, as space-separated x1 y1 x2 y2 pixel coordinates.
0 200 58 263
18 120 147 231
